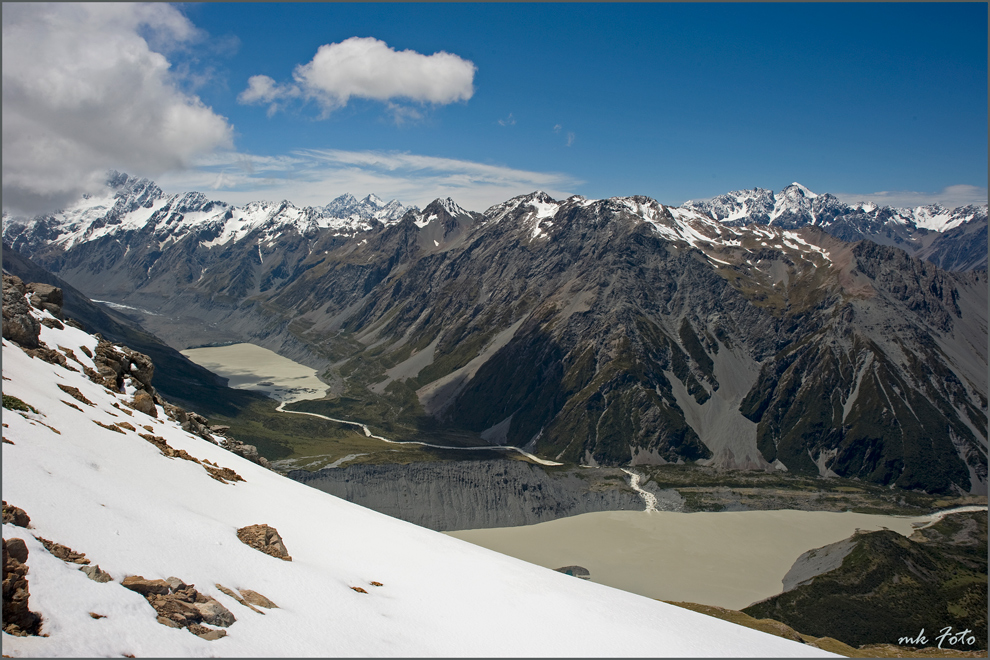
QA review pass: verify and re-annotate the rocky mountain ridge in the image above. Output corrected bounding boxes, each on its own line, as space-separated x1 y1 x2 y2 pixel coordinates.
3 177 986 495
683 183 987 271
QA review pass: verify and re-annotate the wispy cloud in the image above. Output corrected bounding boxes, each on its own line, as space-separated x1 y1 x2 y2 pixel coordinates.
833 184 988 209
156 149 583 212
566 132 576 147
497 113 516 126
238 37 476 121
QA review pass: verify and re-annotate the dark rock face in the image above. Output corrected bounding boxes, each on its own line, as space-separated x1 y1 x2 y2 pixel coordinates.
289 460 676 531
2 274 41 348
2 537 42 636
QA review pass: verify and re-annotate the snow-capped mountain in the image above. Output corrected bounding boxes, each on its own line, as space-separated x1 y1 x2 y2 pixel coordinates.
3 180 987 496
0 273 832 657
683 184 988 271
683 183 986 233
3 171 416 255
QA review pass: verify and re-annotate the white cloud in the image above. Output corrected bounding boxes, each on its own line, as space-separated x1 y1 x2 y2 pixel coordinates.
1 3 234 216
238 37 476 119
553 124 562 133
155 148 582 212
834 184 988 209
498 113 516 127
566 132 576 147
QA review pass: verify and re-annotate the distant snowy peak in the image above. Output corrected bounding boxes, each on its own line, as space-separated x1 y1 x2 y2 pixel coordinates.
413 197 474 229
683 183 987 233
1 173 417 252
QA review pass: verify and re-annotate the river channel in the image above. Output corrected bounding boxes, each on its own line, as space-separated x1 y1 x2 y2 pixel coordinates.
181 342 982 609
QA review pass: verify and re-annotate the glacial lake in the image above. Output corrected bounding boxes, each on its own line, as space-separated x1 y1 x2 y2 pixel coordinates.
181 342 328 403
182 342 955 610
447 508 938 610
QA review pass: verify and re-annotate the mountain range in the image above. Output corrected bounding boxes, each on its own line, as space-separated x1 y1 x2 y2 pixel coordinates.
3 174 986 495
2 272 829 656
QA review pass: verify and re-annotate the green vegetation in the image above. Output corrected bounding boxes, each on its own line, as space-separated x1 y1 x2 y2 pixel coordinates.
3 394 38 414
205 397 470 471
742 512 987 650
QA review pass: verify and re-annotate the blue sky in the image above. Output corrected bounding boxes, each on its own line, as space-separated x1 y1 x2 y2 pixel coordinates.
3 3 987 215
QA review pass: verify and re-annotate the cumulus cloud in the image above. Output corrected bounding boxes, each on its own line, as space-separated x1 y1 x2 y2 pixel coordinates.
1 3 233 216
834 184 988 209
156 148 581 212
238 37 476 119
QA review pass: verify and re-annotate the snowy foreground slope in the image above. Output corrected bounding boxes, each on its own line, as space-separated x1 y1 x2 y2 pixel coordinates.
1 305 833 657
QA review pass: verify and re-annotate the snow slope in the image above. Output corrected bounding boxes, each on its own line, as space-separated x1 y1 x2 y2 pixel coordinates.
1 304 834 656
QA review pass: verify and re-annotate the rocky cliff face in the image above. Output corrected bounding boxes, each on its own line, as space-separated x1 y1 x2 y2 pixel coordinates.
5 179 987 494
288 460 682 531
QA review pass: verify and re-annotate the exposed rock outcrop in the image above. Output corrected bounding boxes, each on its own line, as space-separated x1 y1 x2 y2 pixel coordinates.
2 274 40 349
25 282 63 319
37 537 90 565
236 524 292 561
2 538 42 636
2 501 31 528
1 274 277 474
79 564 113 583
122 575 235 639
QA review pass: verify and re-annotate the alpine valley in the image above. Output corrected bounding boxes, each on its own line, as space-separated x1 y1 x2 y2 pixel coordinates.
3 173 987 497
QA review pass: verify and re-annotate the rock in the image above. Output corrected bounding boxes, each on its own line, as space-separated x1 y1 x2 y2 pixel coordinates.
79 564 113 583
24 282 63 311
163 576 189 592
56 384 94 406
214 584 262 614
150 593 203 626
2 501 31 528
236 524 292 561
156 615 183 629
2 274 40 349
188 624 226 640
239 588 278 609
130 390 158 417
121 575 171 596
2 538 42 636
554 565 591 579
193 597 236 627
209 425 231 436
36 536 90 564
3 539 28 565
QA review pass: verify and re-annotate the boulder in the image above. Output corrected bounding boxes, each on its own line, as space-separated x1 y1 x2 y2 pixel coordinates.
2 274 40 349
239 588 278 609
25 282 63 319
130 390 158 417
121 575 171 596
4 539 28 564
2 501 31 528
188 624 227 640
79 565 113 583
193 597 236 627
236 524 292 561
